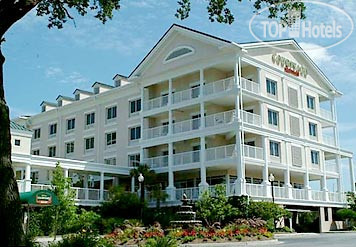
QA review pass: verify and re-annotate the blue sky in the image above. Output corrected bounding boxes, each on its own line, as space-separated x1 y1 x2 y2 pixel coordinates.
3 1 356 189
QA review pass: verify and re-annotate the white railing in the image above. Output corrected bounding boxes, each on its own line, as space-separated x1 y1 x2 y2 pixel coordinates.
173 118 201 134
72 187 107 201
243 145 263 160
143 125 169 139
312 190 324 201
203 77 235 95
273 186 287 199
320 108 333 121
322 134 336 146
175 187 199 201
143 95 169 111
292 188 306 200
246 183 265 197
241 110 262 127
241 78 260 94
172 86 200 104
143 155 168 169
205 144 236 161
205 110 235 128
173 150 200 166
17 180 25 192
325 160 338 173
31 184 52 191
328 192 342 202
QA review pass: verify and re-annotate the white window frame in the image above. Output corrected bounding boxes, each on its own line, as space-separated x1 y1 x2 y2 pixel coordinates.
48 122 57 137
48 146 56 157
34 128 41 139
106 131 117 146
65 141 75 154
163 46 195 64
85 137 95 151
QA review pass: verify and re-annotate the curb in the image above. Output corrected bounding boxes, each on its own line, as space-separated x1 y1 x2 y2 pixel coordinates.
180 239 279 246
274 233 319 239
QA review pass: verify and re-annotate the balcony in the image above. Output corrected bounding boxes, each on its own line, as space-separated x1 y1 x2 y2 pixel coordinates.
246 183 265 197
322 134 336 146
241 110 262 127
206 144 236 162
320 108 333 121
143 125 169 139
143 155 168 169
241 78 260 95
325 160 338 173
172 86 200 104
144 95 169 111
173 150 200 166
203 77 236 96
173 118 201 135
175 187 199 201
243 145 263 160
205 110 235 128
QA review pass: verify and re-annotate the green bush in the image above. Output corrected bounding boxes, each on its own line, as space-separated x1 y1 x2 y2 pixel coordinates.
67 209 101 233
336 209 356 221
296 212 319 232
100 217 125 234
145 236 178 247
49 232 114 247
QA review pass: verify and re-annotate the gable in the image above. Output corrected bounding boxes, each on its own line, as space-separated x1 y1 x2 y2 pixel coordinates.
241 42 338 94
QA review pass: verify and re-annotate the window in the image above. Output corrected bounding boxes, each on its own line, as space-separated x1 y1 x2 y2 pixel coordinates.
128 154 140 167
311 150 320 165
270 141 280 157
268 109 279 126
164 46 194 63
67 118 75 131
130 126 141 140
309 123 317 137
106 132 117 146
34 128 41 139
33 150 40 155
266 78 277 96
14 139 21 146
307 95 315 110
49 123 57 136
66 142 75 154
86 112 95 126
107 106 117 120
85 137 95 150
48 146 56 157
130 99 141 115
104 157 116 166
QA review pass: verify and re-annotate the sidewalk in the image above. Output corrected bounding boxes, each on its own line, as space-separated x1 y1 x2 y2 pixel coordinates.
181 239 279 247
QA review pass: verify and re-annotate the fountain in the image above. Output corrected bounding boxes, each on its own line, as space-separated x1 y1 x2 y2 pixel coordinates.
170 193 202 228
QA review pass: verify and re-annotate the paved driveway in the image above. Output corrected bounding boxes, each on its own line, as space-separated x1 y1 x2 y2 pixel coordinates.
274 232 356 247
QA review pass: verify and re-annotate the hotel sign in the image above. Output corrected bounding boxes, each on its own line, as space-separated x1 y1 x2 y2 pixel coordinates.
36 191 53 205
272 54 308 78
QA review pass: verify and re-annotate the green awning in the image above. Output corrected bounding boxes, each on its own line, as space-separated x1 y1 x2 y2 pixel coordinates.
20 190 59 207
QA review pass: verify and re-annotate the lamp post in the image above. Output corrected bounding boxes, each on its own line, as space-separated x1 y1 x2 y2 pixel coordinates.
269 173 275 204
138 173 145 219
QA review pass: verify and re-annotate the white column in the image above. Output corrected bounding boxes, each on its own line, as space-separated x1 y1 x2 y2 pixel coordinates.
330 98 337 122
262 136 271 197
349 158 355 192
168 78 173 105
83 174 89 200
234 58 245 196
226 173 231 196
259 102 264 127
284 142 293 199
257 67 262 84
24 164 31 192
166 142 176 201
322 155 329 201
200 68 204 96
63 168 69 178
304 170 312 200
100 172 104 201
200 102 205 129
131 176 135 193
336 155 343 192
199 137 208 193
168 110 173 135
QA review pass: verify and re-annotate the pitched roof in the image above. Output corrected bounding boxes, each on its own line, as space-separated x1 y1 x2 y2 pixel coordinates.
91 81 114 88
56 95 75 101
10 121 32 132
73 89 94 95
40 101 57 107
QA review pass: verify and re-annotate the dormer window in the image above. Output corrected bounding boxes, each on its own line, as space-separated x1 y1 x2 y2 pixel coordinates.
94 87 99 94
164 46 194 63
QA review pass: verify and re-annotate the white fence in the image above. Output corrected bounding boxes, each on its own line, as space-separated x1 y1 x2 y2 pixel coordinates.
241 110 262 127
205 110 235 128
143 155 169 168
241 78 260 94
243 145 263 160
205 144 236 161
173 150 200 166
173 86 200 104
203 77 235 95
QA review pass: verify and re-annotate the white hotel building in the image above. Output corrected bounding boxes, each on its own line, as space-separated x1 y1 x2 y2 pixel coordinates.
12 25 355 225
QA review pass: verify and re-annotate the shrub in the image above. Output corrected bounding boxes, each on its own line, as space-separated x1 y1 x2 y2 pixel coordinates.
67 209 101 233
336 209 356 221
145 236 178 247
100 217 125 234
296 212 319 232
49 232 114 247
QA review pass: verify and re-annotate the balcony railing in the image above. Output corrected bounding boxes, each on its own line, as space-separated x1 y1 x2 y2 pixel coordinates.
203 77 235 96
172 86 200 104
173 150 200 166
273 186 288 199
246 183 265 197
241 110 262 127
205 144 236 162
243 145 263 160
143 95 169 111
205 110 235 128
325 160 338 173
329 192 346 203
320 108 333 121
241 78 260 95
292 188 306 200
143 155 169 168
312 190 324 201
322 134 336 146
173 118 201 134
143 125 169 139
175 187 199 201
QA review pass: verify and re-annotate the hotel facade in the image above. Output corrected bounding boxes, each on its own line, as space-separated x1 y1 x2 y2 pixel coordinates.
12 25 355 228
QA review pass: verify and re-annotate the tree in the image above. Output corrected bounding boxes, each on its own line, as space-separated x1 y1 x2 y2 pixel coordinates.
196 184 238 227
0 1 306 244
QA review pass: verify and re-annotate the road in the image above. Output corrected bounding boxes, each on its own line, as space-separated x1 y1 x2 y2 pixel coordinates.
274 232 356 247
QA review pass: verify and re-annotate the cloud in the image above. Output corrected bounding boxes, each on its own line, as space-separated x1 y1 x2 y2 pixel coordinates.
45 66 63 78
9 106 36 119
299 42 335 64
59 71 87 85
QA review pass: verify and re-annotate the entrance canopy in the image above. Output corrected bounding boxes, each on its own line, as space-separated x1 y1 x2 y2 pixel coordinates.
20 190 59 207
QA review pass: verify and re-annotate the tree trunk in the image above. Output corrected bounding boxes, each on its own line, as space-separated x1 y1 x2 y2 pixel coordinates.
0 44 24 246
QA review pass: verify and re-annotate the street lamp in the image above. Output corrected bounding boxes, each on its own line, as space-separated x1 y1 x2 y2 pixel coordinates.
269 173 275 204
138 173 145 219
